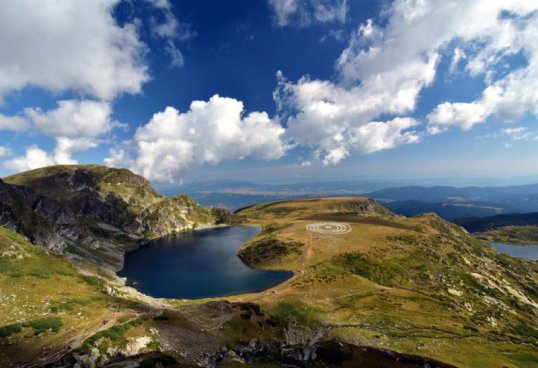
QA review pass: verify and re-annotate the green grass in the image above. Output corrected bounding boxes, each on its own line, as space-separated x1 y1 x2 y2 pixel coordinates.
0 318 63 338
477 225 538 245
239 236 304 265
52 299 92 312
0 324 23 337
269 302 322 326
262 222 291 234
82 317 147 349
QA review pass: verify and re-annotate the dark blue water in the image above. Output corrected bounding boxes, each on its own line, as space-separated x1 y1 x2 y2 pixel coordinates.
118 226 292 299
492 243 538 260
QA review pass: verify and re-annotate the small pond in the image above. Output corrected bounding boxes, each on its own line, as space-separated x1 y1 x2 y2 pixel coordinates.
492 242 538 261
118 226 292 299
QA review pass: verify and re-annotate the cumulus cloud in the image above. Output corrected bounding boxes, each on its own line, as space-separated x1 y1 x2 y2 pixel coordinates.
420 2 538 132
268 0 347 27
427 102 487 133
0 0 148 102
0 114 29 132
106 95 288 182
27 100 117 138
276 0 538 165
3 100 116 172
3 146 55 172
1 100 115 137
4 138 99 172
52 137 100 165
350 118 421 154
23 100 115 138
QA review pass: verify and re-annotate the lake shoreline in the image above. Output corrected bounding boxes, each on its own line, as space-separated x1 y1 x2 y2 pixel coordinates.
118 225 293 299
492 242 538 261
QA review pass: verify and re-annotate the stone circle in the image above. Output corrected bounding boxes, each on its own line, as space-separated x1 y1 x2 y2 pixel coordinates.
306 222 351 234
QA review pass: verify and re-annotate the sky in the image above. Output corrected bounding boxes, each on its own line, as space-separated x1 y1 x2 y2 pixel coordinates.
1 0 538 185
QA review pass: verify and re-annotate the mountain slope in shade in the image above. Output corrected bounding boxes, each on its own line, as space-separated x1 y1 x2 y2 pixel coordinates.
456 212 538 232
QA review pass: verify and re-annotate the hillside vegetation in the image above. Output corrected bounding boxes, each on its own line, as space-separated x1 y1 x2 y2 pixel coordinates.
0 227 117 365
235 197 538 368
1 167 537 367
474 226 538 245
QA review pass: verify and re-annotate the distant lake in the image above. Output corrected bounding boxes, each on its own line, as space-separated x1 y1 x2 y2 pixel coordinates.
118 226 292 299
492 243 538 261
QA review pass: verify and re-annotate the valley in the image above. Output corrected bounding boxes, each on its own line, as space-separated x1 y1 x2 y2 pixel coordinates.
0 166 537 368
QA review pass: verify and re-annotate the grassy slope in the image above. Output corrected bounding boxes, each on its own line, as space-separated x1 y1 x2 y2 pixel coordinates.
234 197 538 368
2 194 537 367
476 225 538 245
0 226 136 366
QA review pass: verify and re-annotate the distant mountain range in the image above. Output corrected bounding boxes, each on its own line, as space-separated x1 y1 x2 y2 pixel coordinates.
367 184 538 220
156 180 394 210
164 180 538 220
455 212 538 233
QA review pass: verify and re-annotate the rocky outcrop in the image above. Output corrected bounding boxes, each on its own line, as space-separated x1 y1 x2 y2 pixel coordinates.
140 195 215 238
0 165 215 270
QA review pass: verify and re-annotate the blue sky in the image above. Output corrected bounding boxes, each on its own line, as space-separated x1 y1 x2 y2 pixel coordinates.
1 0 538 185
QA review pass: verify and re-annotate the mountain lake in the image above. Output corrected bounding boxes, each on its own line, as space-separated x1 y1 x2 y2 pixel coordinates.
492 242 538 261
118 225 292 299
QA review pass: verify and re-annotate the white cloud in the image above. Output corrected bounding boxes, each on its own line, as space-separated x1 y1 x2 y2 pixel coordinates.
0 114 29 132
24 100 115 138
350 117 421 154
0 0 149 102
145 0 194 68
165 41 185 68
0 146 11 157
275 51 430 164
276 0 538 165
4 137 99 172
499 127 538 141
2 100 116 173
268 0 347 27
52 137 99 164
106 95 288 182
3 146 55 172
450 47 466 73
427 102 487 133
423 2 538 132
321 147 347 166
1 100 115 137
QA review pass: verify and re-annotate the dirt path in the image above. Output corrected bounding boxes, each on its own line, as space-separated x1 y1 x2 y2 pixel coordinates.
301 229 314 271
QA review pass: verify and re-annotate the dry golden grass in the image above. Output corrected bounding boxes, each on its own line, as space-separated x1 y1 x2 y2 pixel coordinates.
234 197 538 368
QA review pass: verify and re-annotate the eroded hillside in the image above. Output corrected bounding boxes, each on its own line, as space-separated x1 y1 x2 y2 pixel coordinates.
1 165 215 270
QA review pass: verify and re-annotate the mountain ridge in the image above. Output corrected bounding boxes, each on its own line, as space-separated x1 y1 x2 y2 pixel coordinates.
0 168 537 367
1 165 216 270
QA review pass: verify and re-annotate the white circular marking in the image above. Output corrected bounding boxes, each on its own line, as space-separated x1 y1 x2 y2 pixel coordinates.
306 222 351 234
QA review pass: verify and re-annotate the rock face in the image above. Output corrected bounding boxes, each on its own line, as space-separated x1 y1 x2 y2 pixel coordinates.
0 165 215 270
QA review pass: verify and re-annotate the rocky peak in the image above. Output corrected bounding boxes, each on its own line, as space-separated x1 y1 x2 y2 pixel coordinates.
0 165 216 270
